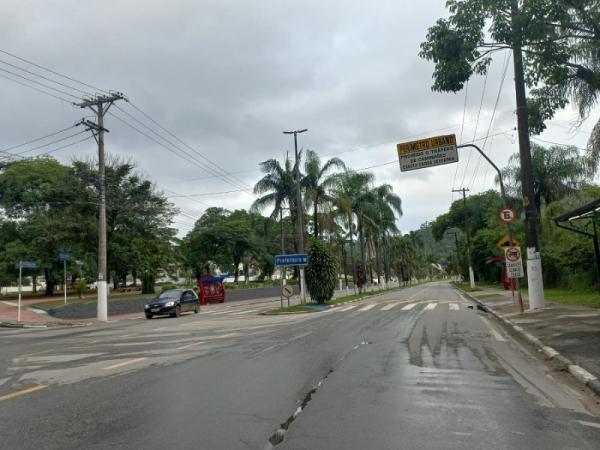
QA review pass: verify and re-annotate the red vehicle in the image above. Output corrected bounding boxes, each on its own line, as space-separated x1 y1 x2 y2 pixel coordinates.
197 275 226 305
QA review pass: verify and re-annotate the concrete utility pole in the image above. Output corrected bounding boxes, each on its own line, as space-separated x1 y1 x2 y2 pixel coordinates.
283 128 308 304
452 188 475 288
511 1 544 309
77 92 126 321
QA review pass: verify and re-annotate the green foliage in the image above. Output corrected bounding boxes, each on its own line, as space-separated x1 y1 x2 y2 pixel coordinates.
305 238 338 303
161 282 178 291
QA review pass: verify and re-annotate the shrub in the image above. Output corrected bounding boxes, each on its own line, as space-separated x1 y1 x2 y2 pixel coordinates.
160 282 177 292
305 238 338 304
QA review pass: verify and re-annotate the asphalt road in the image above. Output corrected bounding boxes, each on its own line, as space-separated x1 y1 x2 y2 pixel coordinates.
48 285 283 319
1 282 600 449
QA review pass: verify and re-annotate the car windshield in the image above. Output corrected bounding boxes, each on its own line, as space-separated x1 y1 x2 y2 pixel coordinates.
157 290 182 300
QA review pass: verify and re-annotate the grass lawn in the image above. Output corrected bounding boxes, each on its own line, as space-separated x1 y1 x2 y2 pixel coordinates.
450 281 482 292
31 292 156 310
536 288 600 309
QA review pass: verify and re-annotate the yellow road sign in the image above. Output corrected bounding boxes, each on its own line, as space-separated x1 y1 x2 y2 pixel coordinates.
497 234 520 249
396 134 458 172
396 134 457 155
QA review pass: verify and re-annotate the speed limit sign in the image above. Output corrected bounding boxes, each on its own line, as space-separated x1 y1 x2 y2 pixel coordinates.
499 208 516 223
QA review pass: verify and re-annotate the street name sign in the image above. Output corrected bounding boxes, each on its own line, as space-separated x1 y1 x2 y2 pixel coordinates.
59 251 71 262
275 253 308 267
499 208 516 223
504 246 524 278
396 134 458 172
282 284 294 298
17 261 37 269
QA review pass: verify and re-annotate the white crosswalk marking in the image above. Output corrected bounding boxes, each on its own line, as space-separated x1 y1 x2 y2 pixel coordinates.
358 304 376 312
401 303 417 311
449 303 460 310
424 303 438 310
340 305 357 312
231 309 259 315
381 303 398 311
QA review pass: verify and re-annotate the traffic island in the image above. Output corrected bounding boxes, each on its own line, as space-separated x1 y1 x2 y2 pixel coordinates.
453 284 600 398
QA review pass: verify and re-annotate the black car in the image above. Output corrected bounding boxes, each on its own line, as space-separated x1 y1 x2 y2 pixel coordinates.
144 289 199 319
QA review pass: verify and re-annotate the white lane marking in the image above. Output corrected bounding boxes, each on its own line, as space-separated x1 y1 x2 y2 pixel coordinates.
381 303 398 311
340 305 357 312
358 304 376 312
401 303 417 311
449 303 460 310
424 303 437 311
479 316 507 341
578 420 600 429
102 357 147 370
253 344 280 356
176 341 203 350
231 309 259 315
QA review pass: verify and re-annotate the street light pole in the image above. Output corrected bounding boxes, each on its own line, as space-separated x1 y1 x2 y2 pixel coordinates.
283 128 308 304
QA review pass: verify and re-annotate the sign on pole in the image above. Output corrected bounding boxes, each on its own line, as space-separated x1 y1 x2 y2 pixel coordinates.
59 251 71 262
499 208 516 224
275 254 308 267
504 246 524 278
396 134 458 172
18 261 37 269
282 284 294 298
497 234 520 249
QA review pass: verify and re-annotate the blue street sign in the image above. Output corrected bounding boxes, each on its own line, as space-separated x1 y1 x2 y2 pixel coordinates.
275 253 308 267
20 261 37 269
59 251 71 262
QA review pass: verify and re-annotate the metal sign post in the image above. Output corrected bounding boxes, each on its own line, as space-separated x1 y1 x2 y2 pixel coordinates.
17 261 22 323
59 252 71 305
275 254 308 305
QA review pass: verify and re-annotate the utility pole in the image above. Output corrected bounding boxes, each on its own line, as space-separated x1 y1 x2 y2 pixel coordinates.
77 92 126 321
283 128 308 304
452 188 475 288
510 2 544 309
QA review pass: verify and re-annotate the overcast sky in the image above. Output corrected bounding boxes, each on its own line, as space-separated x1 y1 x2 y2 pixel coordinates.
1 0 596 236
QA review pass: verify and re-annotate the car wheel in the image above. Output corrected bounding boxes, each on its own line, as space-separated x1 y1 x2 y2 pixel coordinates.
174 305 181 318
145 314 152 320
194 304 199 314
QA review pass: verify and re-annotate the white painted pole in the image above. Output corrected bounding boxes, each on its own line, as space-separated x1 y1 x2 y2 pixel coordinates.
17 261 22 323
64 260 67 305
299 267 307 304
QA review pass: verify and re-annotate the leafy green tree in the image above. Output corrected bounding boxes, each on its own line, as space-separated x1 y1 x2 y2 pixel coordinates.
305 238 338 303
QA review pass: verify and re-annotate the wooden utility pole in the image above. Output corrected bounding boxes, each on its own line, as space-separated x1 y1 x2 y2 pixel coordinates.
510 1 544 309
77 92 126 321
452 188 475 288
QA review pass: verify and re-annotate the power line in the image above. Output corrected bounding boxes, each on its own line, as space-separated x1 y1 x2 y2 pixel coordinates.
124 101 254 192
460 70 490 188
468 51 511 191
0 72 73 103
453 79 470 192
112 104 254 194
0 58 93 96
0 66 82 100
14 130 88 156
0 124 78 153
0 48 109 94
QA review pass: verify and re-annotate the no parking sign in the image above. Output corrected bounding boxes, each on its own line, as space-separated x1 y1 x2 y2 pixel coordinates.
504 246 524 278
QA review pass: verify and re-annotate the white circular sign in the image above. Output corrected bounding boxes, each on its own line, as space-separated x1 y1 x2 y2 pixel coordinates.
499 208 516 223
282 285 294 298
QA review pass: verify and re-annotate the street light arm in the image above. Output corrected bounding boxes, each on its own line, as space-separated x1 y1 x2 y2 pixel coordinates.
457 143 507 208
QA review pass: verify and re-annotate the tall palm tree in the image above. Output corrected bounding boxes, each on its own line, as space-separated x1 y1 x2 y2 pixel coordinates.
251 156 297 220
500 144 592 209
302 150 346 237
332 171 374 291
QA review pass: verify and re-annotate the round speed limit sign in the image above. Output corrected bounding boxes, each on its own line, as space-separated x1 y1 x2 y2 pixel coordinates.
499 208 516 223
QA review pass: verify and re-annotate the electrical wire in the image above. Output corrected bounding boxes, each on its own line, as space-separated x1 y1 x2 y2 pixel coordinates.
14 130 88 156
453 80 470 193
0 72 73 103
124 101 254 191
0 66 82 100
0 124 78 153
0 48 109 94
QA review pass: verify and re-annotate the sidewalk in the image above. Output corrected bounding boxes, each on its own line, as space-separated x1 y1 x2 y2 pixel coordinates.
459 285 600 397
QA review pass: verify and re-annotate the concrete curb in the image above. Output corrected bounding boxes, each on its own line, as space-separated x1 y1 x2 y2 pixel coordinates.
0 321 47 328
455 287 600 398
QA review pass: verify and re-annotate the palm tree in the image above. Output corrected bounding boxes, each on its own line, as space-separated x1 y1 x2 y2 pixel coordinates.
332 171 374 291
302 150 346 237
500 144 592 209
251 156 297 220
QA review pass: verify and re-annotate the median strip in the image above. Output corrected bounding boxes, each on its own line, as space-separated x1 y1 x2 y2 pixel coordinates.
102 357 147 370
0 384 48 402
